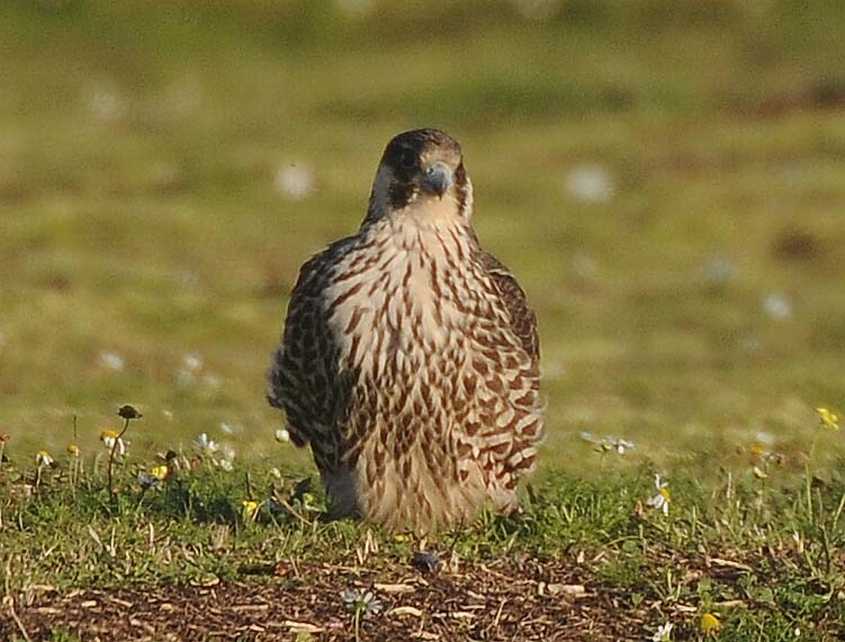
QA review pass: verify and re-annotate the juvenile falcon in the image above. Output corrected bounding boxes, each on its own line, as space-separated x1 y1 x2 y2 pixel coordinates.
268 128 543 532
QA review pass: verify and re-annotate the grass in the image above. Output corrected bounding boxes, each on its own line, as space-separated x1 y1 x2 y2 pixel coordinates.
1 427 844 639
1 0 844 639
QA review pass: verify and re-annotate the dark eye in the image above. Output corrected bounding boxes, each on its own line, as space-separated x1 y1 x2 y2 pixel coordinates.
399 149 417 170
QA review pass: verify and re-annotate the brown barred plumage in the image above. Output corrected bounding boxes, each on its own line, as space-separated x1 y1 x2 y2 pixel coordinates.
268 129 543 532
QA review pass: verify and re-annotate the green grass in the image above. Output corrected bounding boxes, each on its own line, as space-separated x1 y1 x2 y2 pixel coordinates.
0 0 844 638
1 0 843 465
1 441 844 639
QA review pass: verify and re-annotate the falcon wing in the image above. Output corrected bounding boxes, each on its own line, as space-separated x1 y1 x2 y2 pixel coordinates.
267 239 354 453
479 251 540 364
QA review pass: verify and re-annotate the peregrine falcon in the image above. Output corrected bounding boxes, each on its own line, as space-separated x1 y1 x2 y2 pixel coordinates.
268 129 543 532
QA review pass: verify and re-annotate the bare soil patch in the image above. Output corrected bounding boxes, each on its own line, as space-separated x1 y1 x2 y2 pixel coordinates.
2 558 632 641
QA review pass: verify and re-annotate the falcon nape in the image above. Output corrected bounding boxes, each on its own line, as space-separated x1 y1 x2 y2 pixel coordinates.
268 129 542 533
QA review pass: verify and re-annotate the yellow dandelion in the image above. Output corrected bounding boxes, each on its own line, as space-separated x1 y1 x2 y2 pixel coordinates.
150 465 169 481
749 443 767 458
241 500 259 522
100 429 128 456
36 450 54 467
700 612 721 634
815 407 840 431
67 444 81 457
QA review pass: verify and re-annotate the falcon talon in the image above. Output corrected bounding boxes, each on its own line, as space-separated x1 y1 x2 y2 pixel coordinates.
268 128 543 533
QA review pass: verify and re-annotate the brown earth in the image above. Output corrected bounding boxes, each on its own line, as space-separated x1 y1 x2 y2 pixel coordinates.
1 557 637 641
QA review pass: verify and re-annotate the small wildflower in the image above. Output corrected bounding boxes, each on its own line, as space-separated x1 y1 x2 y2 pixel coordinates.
100 430 128 457
66 444 81 457
606 437 635 455
579 432 635 455
275 164 315 200
36 450 54 467
117 404 142 420
176 353 203 385
274 428 290 443
762 293 792 320
220 444 236 462
563 163 615 204
202 373 222 388
218 459 233 472
98 351 125 371
183 353 203 372
241 499 260 522
702 256 736 287
650 622 674 642
340 588 384 617
86 83 126 122
646 474 670 516
336 0 374 17
749 442 768 459
755 431 776 446
220 421 235 434
193 433 218 454
150 465 169 481
700 612 721 635
815 407 840 431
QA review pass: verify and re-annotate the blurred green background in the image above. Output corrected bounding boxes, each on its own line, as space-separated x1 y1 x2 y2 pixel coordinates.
1 0 844 473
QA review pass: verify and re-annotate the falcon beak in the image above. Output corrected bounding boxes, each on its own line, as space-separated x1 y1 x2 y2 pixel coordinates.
422 162 453 198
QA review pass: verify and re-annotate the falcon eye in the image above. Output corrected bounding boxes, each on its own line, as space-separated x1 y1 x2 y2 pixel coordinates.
399 149 417 170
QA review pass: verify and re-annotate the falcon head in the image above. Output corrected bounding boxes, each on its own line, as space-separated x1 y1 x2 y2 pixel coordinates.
365 128 473 223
